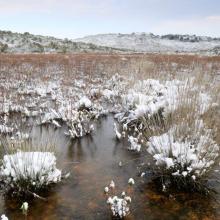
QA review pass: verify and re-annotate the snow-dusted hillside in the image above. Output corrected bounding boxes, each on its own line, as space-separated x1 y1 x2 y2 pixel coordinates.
1 30 220 55
75 33 220 55
0 30 127 53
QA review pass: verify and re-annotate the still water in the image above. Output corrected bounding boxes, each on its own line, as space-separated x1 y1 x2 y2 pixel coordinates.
0 116 220 220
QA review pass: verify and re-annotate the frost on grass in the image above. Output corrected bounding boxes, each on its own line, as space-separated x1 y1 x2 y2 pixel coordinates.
0 151 62 194
107 196 131 219
118 79 181 123
105 180 131 218
128 136 141 152
0 125 13 134
147 118 219 191
64 109 95 139
114 122 122 140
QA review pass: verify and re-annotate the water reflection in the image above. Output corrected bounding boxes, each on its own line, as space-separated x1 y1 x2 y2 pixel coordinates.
0 116 219 219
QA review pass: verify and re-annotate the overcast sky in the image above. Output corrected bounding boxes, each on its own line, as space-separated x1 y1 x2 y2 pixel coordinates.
0 0 219 39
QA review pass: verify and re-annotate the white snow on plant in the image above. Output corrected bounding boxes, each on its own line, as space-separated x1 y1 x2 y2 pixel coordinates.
41 109 61 124
119 78 214 125
64 109 95 139
21 202 29 215
118 79 181 125
1 215 8 220
102 89 117 101
109 180 115 189
14 131 29 140
104 186 109 193
0 152 62 188
107 196 130 218
128 136 141 152
0 125 13 134
114 123 121 140
128 178 135 185
147 119 219 179
198 92 212 114
141 172 145 177
77 96 92 109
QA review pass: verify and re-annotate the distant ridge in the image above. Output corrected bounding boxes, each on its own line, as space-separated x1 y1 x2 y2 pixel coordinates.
75 33 220 55
0 30 219 55
0 30 129 53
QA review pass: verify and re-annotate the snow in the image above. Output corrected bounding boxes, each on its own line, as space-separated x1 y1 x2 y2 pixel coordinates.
102 89 117 100
77 96 92 109
0 152 62 188
0 125 13 134
21 202 29 212
107 196 130 218
119 79 181 123
75 33 220 55
41 109 61 124
1 30 220 54
114 123 121 139
128 136 141 152
109 180 115 189
104 187 109 193
141 172 145 177
0 30 122 53
128 178 135 185
147 119 219 178
1 215 8 220
64 109 95 139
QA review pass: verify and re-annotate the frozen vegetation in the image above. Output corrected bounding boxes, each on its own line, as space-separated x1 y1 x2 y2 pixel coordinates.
0 151 62 194
105 180 131 218
0 54 219 218
107 195 131 218
147 119 219 190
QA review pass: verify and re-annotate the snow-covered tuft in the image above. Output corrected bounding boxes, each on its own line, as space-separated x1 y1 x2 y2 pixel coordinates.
0 152 62 191
128 136 141 152
147 119 219 180
107 196 131 218
77 96 92 109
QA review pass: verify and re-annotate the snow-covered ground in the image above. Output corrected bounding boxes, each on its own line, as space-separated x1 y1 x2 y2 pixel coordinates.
75 33 220 55
1 30 220 54
0 53 219 220
0 54 219 216
0 30 126 53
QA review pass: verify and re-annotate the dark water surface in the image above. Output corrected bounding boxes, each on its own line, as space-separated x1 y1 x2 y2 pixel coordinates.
0 116 220 220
